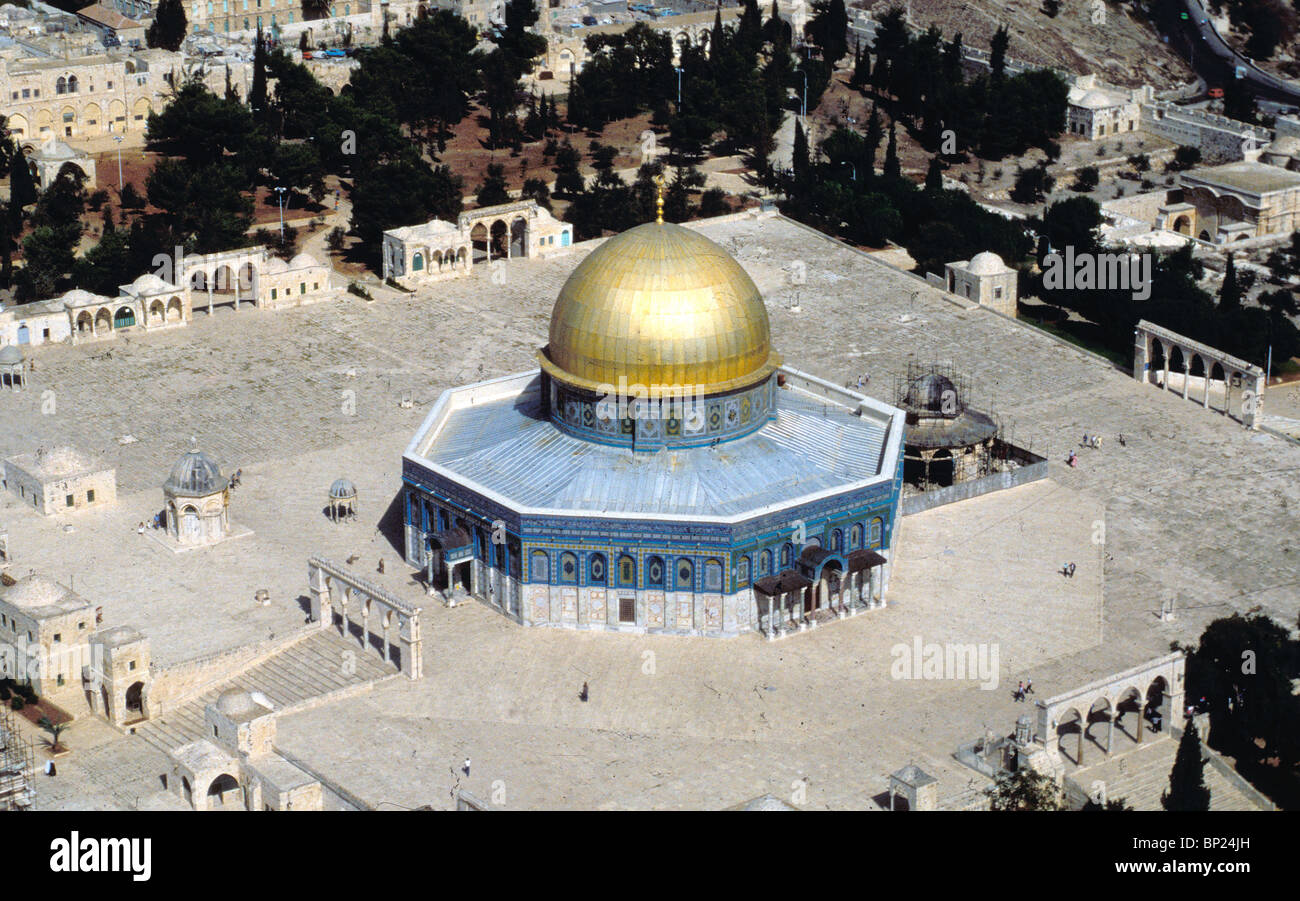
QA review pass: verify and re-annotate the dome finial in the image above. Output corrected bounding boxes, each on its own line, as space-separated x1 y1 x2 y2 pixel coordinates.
653 173 665 224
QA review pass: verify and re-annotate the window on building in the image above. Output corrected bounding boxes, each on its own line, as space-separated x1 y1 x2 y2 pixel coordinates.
87 489 95 502
646 555 665 589
299 282 306 294
737 556 750 586
530 550 549 582
53 633 61 643
78 621 86 630
869 517 883 548
618 596 635 624
559 552 577 583
589 553 607 586
676 558 693 591
994 287 1003 300
129 660 136 670
617 555 635 588
66 494 74 507
270 288 277 299
703 559 722 592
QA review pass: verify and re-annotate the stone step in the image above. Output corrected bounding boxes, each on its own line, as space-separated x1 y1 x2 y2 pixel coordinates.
132 631 398 757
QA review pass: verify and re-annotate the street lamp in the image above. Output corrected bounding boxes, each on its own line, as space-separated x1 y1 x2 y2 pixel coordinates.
801 70 808 119
113 134 124 190
674 66 683 106
274 185 288 242
842 160 856 181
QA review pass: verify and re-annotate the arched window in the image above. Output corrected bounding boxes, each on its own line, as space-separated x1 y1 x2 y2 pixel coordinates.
56 76 67 95
646 555 665 589
589 553 607 586
67 75 78 93
113 307 136 328
781 543 792 567
676 558 693 591
559 551 577 583
830 529 843 551
869 517 883 548
704 559 723 592
737 556 750 586
617 554 635 588
412 252 424 271
530 550 549 583
759 549 772 576
850 523 863 549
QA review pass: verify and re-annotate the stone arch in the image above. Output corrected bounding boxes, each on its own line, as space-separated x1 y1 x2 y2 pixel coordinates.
108 98 126 131
1198 229 1212 241
95 307 112 333
207 773 241 808
7 113 27 139
1084 696 1113 755
1114 685 1143 743
76 310 93 335
166 296 183 322
82 102 102 132
213 264 237 295
1172 214 1191 235
489 219 509 258
470 222 489 262
125 680 145 716
190 270 209 292
431 249 443 270
131 97 152 125
510 216 528 257
1055 706 1085 764
149 299 164 324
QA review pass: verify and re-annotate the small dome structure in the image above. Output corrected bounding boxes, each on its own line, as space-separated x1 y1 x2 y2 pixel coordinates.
3 575 69 609
328 478 358 523
902 373 962 417
329 478 357 499
966 251 1008 276
165 450 227 496
216 689 257 717
0 345 24 364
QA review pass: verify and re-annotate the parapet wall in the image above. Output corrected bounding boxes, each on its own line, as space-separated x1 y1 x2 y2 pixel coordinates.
146 627 314 716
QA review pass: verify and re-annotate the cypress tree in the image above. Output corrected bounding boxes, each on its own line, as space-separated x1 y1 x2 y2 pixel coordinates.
865 104 882 175
250 29 268 122
1162 721 1211 811
1219 253 1241 309
792 117 809 181
883 119 900 179
147 0 188 53
925 156 943 193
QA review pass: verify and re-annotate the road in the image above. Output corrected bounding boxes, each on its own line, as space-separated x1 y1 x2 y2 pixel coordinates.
1179 0 1300 105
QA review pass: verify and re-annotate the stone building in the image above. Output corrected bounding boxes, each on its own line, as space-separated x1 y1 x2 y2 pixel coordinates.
163 449 231 546
943 251 1017 317
1066 76 1142 141
29 138 96 191
402 215 906 638
0 47 172 144
84 625 151 726
2 446 117 516
0 575 97 695
168 689 323 810
382 200 572 287
1171 160 1300 243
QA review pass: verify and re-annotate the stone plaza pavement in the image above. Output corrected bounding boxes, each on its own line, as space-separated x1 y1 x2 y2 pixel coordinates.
3 211 1298 809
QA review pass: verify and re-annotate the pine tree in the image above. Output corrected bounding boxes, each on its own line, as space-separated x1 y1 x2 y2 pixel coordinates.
883 120 900 179
147 0 188 52
1220 254 1242 309
9 151 37 212
1162 721 1211 811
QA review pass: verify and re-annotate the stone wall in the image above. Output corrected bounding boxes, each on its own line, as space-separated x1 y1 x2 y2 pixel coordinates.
146 627 313 715
1141 102 1271 162
901 453 1048 516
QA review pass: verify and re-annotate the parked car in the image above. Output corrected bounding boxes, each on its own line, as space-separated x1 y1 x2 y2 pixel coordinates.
582 14 596 24
302 50 313 59
324 48 345 58
1207 87 1224 99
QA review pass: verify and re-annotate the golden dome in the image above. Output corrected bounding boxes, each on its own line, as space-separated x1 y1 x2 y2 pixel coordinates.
540 222 780 392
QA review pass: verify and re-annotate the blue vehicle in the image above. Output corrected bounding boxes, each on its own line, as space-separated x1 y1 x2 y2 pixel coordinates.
324 48 345 58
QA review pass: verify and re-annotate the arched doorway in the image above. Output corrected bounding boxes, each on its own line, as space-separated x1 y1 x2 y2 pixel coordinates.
125 681 144 719
1172 215 1191 235
470 222 489 262
1115 687 1143 744
95 308 112 334
181 505 200 543
490 219 509 259
510 217 528 257
207 773 241 809
113 307 136 329
1056 707 1084 765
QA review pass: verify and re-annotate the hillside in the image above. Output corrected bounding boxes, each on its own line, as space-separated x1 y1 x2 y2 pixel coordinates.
855 0 1196 88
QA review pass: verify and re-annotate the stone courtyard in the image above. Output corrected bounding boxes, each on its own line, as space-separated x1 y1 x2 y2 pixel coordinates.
2 211 1297 809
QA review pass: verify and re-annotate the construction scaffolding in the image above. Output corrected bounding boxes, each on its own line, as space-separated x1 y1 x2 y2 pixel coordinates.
0 708 36 810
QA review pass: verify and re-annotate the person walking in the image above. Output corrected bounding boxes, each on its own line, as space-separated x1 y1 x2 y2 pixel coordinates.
1067 562 1076 578
463 757 471 777
1024 679 1034 696
579 681 589 702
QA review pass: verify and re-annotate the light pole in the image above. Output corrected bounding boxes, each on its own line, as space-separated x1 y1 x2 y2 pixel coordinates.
113 134 124 189
801 70 808 119
274 186 287 242
675 66 683 106
842 160 856 181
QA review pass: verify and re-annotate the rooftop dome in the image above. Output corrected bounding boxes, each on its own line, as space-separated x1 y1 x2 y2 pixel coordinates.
215 689 257 717
3 575 70 609
0 345 23 364
903 373 962 417
165 449 227 496
966 251 1008 275
329 478 357 499
540 222 780 393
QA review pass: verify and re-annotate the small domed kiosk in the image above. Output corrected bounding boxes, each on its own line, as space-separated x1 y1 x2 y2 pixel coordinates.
164 447 230 545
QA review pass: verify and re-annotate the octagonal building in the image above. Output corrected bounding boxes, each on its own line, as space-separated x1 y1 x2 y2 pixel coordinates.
402 219 906 637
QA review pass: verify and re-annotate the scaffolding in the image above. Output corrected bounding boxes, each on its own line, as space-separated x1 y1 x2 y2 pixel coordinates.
0 708 36 810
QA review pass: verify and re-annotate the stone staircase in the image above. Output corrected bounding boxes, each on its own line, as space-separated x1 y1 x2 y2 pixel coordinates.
133 630 397 755
1063 734 1273 811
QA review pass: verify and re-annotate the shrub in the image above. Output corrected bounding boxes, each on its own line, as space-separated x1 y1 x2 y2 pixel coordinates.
347 281 371 299
10 696 23 711
326 226 346 252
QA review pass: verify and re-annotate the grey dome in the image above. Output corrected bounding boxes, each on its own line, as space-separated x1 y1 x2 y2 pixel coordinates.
0 345 24 364
165 450 227 496
903 373 962 417
329 478 357 499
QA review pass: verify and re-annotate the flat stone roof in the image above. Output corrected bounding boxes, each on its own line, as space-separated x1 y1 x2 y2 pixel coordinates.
1181 161 1300 197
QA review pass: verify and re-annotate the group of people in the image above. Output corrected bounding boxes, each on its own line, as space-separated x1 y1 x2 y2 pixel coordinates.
1061 562 1077 578
1067 433 1126 467
1013 680 1035 702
